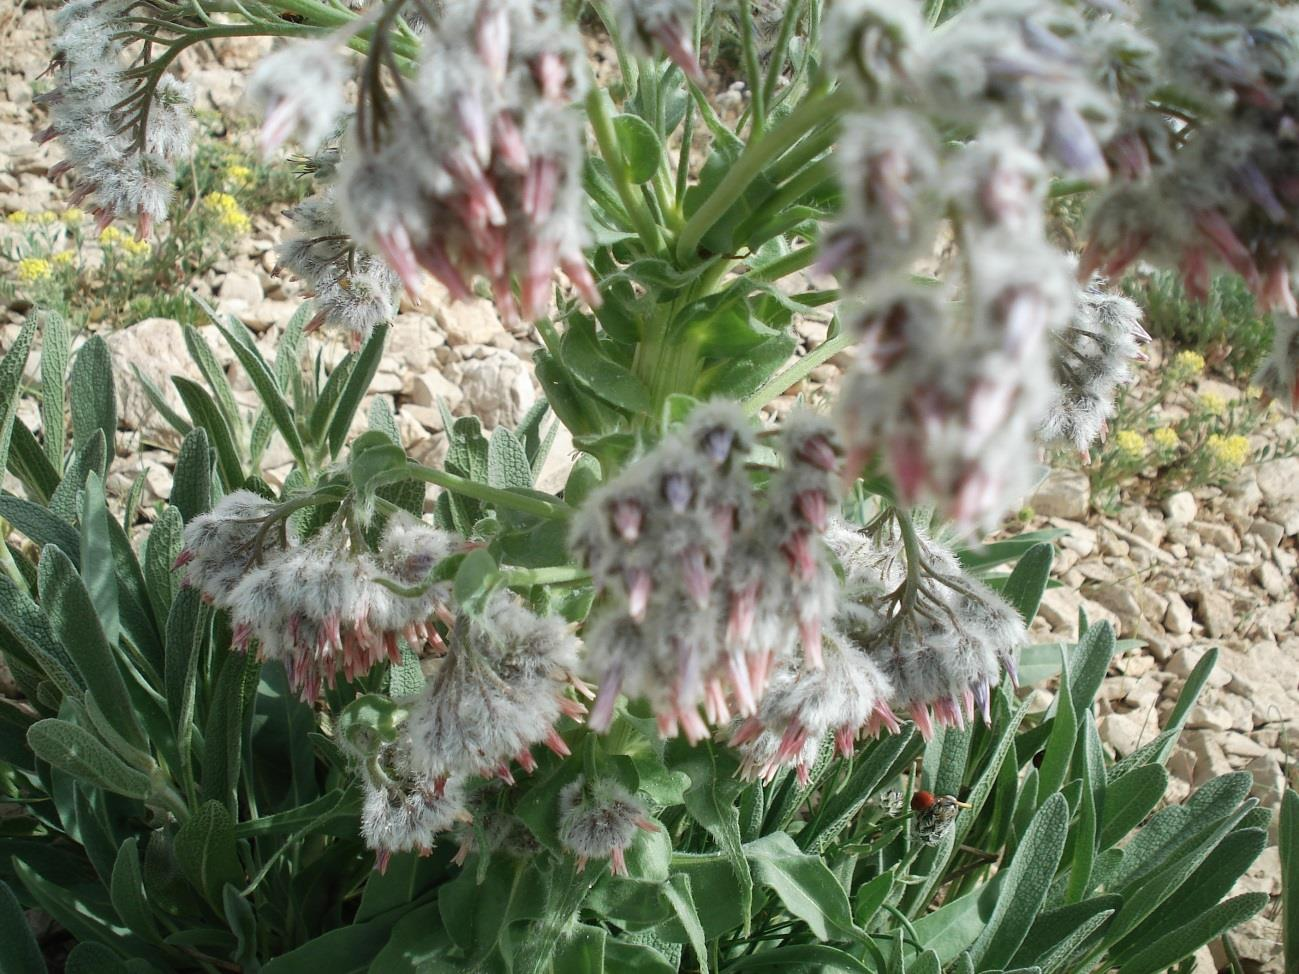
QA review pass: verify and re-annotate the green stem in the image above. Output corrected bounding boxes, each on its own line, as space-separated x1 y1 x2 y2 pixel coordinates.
743 331 851 414
586 89 664 253
676 86 852 264
751 243 821 282
738 0 766 137
762 0 805 106
400 464 573 520
502 566 591 587
733 156 836 244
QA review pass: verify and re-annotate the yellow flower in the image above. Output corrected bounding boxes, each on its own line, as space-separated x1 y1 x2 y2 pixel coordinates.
225 164 253 188
5 211 28 225
1114 430 1146 459
123 238 152 257
36 211 58 225
1171 350 1205 378
1206 434 1250 469
1152 427 1179 451
16 257 52 283
1198 391 1227 416
99 226 126 246
63 207 84 224
201 192 252 235
51 250 75 267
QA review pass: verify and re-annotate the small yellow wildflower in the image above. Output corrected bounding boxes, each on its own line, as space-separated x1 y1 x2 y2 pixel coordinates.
1206 434 1250 468
1198 391 1227 416
5 212 28 225
99 226 126 246
122 238 152 257
51 250 76 267
1114 430 1146 459
63 207 84 224
1171 350 1205 378
17 257 52 283
1152 427 1179 451
201 192 252 235
36 211 58 225
225 164 253 188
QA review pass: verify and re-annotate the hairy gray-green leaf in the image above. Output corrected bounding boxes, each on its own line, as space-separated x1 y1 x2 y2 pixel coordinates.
69 335 116 467
26 719 151 799
0 314 39 484
175 800 244 906
39 311 69 469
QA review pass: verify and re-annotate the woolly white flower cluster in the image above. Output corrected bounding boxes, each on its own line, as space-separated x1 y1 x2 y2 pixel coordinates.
323 0 598 326
558 776 659 876
40 0 195 237
1040 278 1150 459
571 403 843 742
826 0 1098 533
274 191 401 347
360 743 471 874
404 589 587 788
830 518 1026 741
176 496 460 701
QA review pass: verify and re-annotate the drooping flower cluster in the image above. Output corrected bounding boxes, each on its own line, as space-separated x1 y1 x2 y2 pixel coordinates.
572 403 843 741
826 1 1092 531
176 499 460 701
274 191 401 346
247 41 350 157
39 0 195 237
558 776 659 876
830 516 1026 741
1039 277 1150 458
404 589 587 787
317 0 598 326
360 742 472 873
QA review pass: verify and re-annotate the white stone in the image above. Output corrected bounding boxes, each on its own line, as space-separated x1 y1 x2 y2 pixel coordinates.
451 351 536 428
1162 490 1197 525
1163 592 1193 635
1255 456 1299 506
218 269 264 309
103 318 203 441
409 371 465 411
1248 518 1285 549
1030 469 1089 519
438 299 502 346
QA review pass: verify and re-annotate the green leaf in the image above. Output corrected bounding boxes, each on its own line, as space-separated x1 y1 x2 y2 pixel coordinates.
5 417 61 503
37 545 143 748
65 943 129 974
174 800 244 907
487 428 533 490
26 719 151 799
614 113 663 184
663 873 709 974
0 494 81 567
1284 789 1299 973
1001 543 1054 624
201 649 261 810
210 315 307 469
1037 666 1076 798
327 323 389 458
1119 892 1268 974
130 363 193 439
307 351 356 446
0 313 38 485
1067 622 1118 718
0 572 81 697
183 324 243 441
48 431 104 523
560 319 652 415
110 837 160 941
695 332 796 401
668 739 753 926
970 793 1071 970
223 883 259 970
79 470 120 646
744 832 856 941
171 428 214 522
39 311 69 470
454 548 499 614
0 879 45 974
852 870 893 926
69 336 117 467
724 945 871 972
1009 896 1119 972
262 915 403 974
174 377 244 488
685 291 775 356
1099 765 1168 850
143 507 183 617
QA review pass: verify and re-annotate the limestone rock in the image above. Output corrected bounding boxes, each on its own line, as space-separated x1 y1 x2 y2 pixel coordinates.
1162 490 1197 525
1030 469 1089 519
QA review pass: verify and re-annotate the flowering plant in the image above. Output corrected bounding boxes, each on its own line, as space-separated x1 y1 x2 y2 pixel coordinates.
3 0 1297 970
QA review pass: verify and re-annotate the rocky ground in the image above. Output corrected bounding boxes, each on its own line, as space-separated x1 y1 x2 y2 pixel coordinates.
1 2 1296 971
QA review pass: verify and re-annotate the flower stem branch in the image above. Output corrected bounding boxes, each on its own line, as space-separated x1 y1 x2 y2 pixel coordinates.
586 89 665 253
743 331 852 414
400 464 574 521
